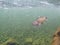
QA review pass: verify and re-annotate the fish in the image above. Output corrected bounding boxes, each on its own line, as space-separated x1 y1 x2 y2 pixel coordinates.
32 16 47 26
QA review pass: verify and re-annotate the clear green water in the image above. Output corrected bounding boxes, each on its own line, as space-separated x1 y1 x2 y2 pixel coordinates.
0 7 60 45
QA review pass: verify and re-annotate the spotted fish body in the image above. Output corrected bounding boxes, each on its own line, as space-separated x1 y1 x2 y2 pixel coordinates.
32 16 47 26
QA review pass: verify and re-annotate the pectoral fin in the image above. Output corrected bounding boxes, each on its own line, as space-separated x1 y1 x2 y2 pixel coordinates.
41 22 43 24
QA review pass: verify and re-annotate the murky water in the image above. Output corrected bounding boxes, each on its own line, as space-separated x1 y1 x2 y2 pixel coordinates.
0 7 60 45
